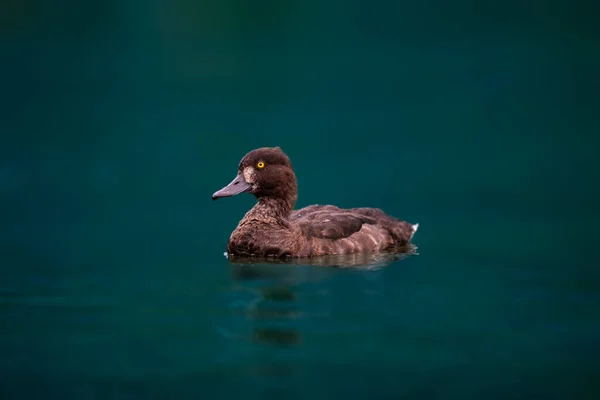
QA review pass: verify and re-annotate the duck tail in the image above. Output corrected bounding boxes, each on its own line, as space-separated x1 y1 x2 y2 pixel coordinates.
410 223 419 240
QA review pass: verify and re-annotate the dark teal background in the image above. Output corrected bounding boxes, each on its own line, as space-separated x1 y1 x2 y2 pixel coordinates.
1 1 599 398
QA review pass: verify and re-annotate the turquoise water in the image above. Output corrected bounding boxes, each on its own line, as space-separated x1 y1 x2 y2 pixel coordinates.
1 1 599 398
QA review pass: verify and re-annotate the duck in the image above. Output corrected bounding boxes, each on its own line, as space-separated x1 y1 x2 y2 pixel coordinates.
211 147 418 258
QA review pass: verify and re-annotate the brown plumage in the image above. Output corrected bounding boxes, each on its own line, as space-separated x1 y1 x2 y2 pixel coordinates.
212 147 418 258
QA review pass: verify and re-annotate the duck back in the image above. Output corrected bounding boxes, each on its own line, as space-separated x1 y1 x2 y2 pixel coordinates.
291 205 417 257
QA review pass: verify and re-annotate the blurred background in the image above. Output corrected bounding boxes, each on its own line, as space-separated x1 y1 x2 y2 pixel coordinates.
1 0 599 398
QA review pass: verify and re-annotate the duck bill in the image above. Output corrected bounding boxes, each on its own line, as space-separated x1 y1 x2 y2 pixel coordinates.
212 173 252 200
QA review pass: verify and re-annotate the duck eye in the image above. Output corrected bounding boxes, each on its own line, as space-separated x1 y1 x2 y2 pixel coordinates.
257 161 265 169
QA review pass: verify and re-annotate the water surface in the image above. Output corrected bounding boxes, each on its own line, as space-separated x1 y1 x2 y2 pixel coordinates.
1 0 599 398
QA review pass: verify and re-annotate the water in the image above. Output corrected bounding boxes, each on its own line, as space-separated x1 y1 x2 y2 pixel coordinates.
1 1 599 398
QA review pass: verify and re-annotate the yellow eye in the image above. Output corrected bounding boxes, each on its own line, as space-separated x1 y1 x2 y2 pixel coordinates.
257 161 265 169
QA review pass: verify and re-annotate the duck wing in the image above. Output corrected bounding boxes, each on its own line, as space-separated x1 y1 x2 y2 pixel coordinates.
291 205 377 240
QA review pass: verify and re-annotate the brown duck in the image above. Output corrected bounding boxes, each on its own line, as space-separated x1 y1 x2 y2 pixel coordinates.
212 147 419 258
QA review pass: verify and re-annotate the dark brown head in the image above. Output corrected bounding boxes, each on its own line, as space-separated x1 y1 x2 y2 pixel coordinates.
212 147 298 208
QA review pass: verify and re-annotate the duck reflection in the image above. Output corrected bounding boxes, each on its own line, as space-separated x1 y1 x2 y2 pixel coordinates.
225 245 418 347
228 269 307 348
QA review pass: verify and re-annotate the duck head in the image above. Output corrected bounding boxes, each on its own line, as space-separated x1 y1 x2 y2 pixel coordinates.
212 147 298 208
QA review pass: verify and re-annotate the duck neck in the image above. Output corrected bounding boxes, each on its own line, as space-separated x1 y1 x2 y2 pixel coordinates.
251 196 294 221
